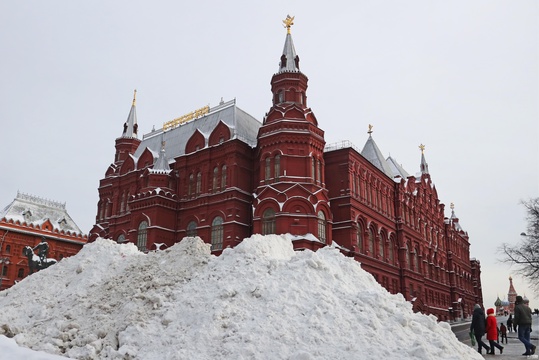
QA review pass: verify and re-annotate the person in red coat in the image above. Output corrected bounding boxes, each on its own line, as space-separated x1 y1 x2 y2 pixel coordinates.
486 308 504 354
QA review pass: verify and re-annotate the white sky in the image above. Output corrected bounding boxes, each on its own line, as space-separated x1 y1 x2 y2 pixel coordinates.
0 235 485 359
0 1 537 309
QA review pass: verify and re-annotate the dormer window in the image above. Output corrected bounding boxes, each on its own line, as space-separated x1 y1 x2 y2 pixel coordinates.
280 54 287 69
22 210 32 222
58 218 67 228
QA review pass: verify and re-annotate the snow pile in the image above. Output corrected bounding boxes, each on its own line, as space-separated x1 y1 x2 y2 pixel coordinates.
0 234 482 360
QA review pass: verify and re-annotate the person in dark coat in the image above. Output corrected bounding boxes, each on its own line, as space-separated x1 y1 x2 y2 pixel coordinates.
507 314 513 332
470 304 491 354
514 295 536 356
499 322 508 344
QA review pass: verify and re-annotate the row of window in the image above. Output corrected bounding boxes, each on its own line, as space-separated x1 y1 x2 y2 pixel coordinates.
188 165 227 196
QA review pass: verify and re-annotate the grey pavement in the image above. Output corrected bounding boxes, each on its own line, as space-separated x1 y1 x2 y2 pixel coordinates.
456 315 539 359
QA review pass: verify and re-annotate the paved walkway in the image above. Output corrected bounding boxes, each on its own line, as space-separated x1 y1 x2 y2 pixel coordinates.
456 315 539 359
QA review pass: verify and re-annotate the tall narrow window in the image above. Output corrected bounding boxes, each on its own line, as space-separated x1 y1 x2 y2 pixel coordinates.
311 157 316 180
274 155 280 180
352 175 356 197
186 221 197 237
317 211 327 243
265 157 271 181
120 192 125 214
196 172 202 194
356 222 363 253
368 228 374 255
211 216 224 251
5 245 10 254
221 165 227 189
213 167 219 192
137 221 148 252
388 238 394 264
378 233 384 259
317 159 321 183
262 208 276 235
17 268 24 278
188 174 194 196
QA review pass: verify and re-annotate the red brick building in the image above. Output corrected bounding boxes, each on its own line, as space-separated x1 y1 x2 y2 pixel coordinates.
0 192 87 290
90 19 482 321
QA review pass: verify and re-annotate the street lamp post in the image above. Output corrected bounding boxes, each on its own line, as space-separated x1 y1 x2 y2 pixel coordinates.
0 257 10 290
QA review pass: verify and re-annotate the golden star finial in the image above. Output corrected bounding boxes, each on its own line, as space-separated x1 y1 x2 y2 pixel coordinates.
419 144 425 153
450 202 454 210
368 124 373 134
283 15 295 34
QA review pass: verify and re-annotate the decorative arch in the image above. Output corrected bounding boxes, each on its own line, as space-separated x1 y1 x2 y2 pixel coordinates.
138 148 155 170
208 121 231 146
185 129 206 154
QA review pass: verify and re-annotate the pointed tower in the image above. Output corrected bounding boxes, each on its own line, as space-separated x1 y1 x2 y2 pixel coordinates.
253 16 332 246
114 90 141 164
419 143 430 175
507 276 517 313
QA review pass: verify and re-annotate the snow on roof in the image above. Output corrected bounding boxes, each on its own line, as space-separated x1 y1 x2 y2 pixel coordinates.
135 99 261 161
0 192 84 235
0 234 482 359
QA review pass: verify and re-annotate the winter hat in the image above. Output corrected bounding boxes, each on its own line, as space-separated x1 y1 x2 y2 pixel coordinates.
516 295 523 303
487 308 494 315
474 304 481 309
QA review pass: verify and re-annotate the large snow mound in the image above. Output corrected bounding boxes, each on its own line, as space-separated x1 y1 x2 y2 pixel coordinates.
0 234 482 360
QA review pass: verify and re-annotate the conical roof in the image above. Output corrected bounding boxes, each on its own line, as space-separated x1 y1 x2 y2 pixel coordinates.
121 90 138 138
278 15 300 73
361 134 394 177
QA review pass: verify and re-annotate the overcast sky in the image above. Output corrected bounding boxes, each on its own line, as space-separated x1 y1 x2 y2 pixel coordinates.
1 1 537 309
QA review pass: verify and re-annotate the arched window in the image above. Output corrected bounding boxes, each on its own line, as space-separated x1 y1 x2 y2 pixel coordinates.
356 222 363 253
368 228 374 255
117 234 126 243
262 208 276 235
407 244 413 270
311 157 316 180
126 192 130 212
2 265 7 276
274 155 280 180
414 247 419 272
317 159 322 183
211 217 224 251
17 268 24 278
265 157 271 182
188 174 194 195
196 172 202 194
221 165 227 189
213 167 219 192
318 211 327 243
137 221 148 252
186 221 197 237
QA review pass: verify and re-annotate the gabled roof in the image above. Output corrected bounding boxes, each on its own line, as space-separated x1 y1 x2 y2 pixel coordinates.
386 156 410 178
360 135 394 177
133 99 261 161
0 192 84 235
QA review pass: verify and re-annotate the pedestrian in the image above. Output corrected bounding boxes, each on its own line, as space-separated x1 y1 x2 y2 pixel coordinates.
486 308 504 354
499 322 507 344
470 304 491 354
514 295 536 356
507 314 513 332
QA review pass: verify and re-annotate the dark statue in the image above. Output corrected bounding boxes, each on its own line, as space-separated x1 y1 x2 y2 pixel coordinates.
22 239 57 274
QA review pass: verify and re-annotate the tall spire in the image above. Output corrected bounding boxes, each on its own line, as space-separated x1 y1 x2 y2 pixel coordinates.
278 15 300 73
122 89 139 138
419 143 429 175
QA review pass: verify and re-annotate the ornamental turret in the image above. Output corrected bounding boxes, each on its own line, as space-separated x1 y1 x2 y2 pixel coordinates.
114 90 141 164
253 16 332 246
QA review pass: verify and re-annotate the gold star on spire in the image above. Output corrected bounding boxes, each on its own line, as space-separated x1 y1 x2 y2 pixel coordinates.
419 144 425 154
368 124 373 134
283 15 295 34
450 202 454 210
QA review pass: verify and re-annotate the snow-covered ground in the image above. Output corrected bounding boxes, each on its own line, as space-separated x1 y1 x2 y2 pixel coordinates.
0 234 483 360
